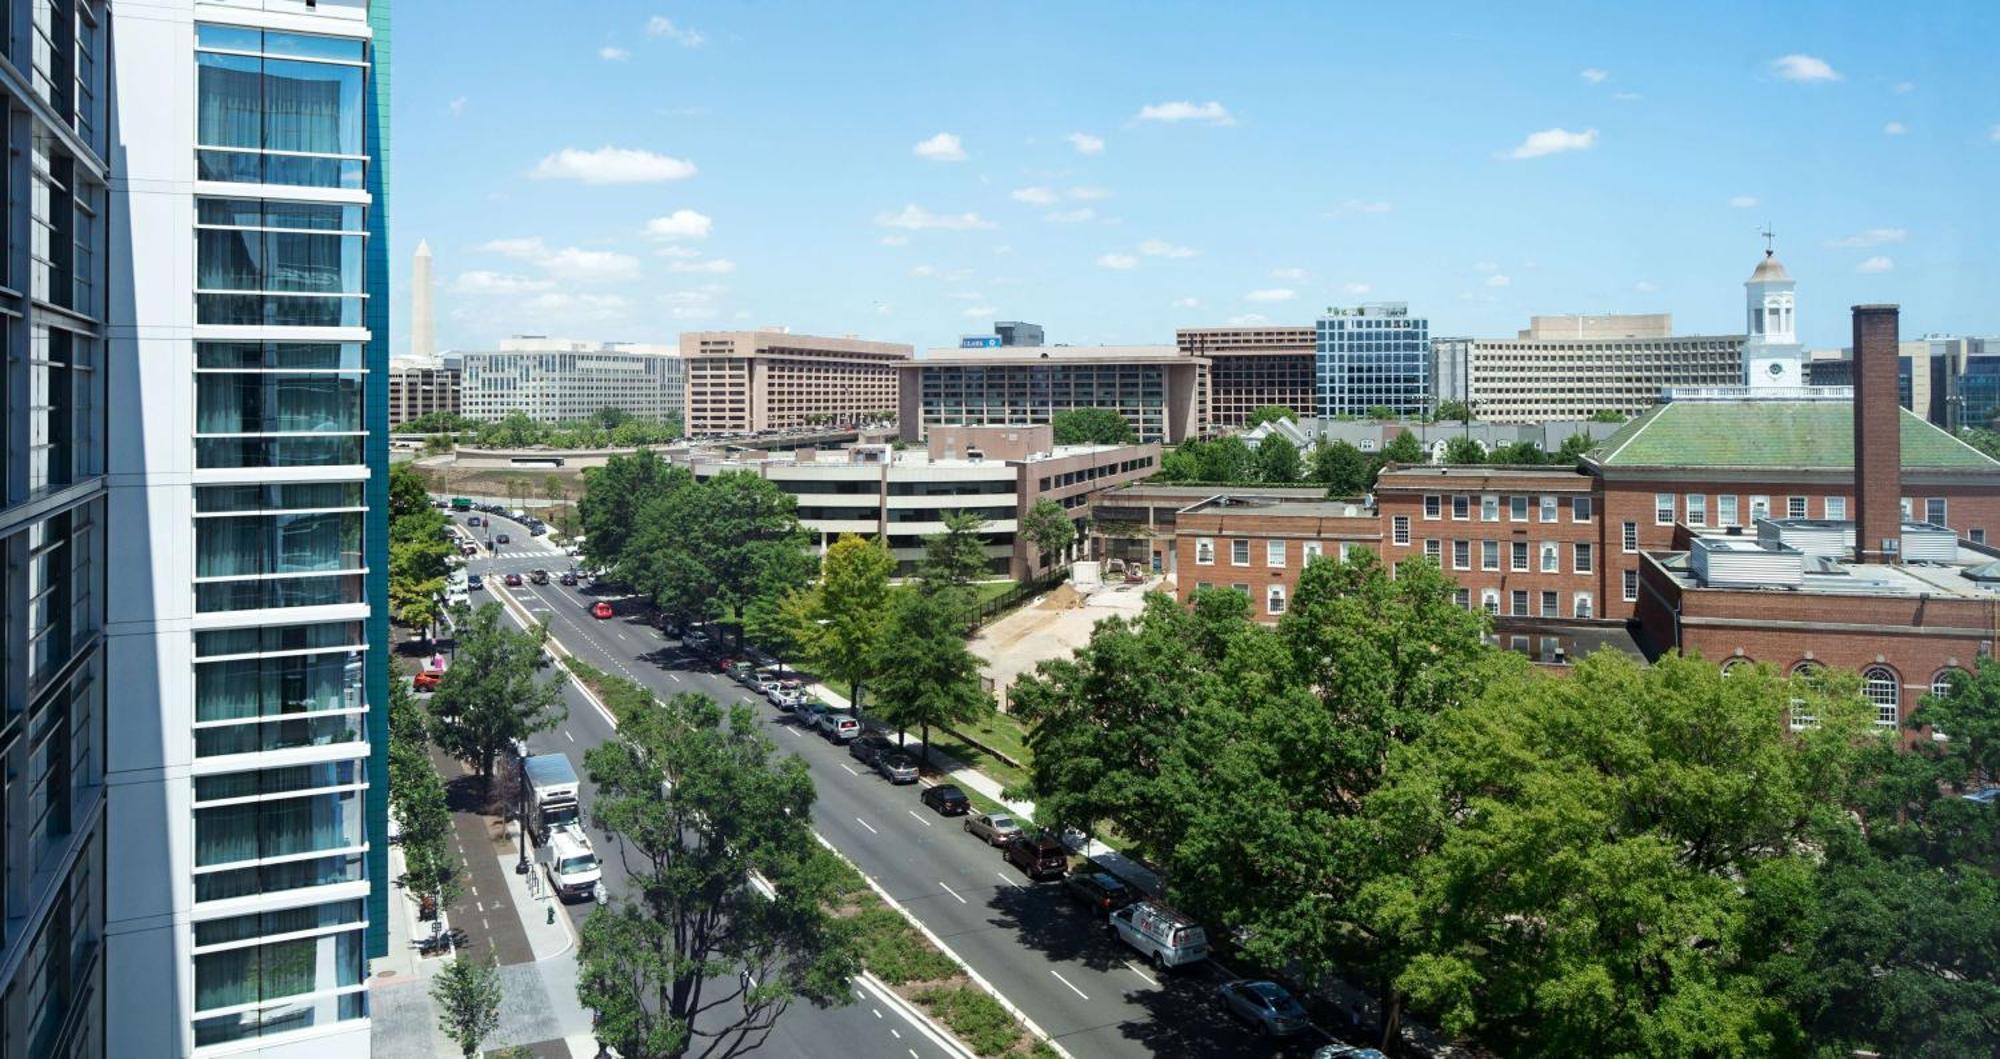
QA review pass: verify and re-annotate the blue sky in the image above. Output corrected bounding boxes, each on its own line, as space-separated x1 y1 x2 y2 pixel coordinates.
391 2 2000 356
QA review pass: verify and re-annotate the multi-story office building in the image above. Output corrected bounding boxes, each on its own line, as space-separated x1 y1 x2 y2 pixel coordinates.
994 321 1043 348
1429 337 1472 412
103 2 391 1054
900 346 1207 444
0 4 111 1056
686 426 1159 578
1315 303 1429 418
386 362 460 425
1174 326 1315 434
461 337 682 424
679 330 909 436
1455 314 1745 423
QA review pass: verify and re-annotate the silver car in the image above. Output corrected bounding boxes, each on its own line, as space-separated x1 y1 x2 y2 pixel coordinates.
1217 979 1309 1037
964 812 1021 847
876 752 918 784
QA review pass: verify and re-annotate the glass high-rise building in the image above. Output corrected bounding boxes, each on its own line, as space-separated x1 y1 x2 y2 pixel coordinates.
98 2 390 1055
1315 302 1430 418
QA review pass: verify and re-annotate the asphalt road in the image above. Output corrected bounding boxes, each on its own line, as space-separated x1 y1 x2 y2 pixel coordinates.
446 507 1332 1058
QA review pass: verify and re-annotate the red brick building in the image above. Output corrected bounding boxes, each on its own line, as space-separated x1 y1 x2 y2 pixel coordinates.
1173 496 1380 621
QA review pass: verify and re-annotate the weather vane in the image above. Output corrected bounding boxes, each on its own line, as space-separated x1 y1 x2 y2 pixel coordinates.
1759 223 1777 256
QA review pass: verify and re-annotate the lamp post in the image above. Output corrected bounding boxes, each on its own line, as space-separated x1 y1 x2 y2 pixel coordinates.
515 750 531 875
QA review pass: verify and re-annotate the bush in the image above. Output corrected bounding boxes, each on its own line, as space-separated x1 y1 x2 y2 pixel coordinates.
914 985 1023 1057
849 906 958 985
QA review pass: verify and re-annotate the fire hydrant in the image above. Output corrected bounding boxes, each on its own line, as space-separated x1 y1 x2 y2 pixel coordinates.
547 906 556 925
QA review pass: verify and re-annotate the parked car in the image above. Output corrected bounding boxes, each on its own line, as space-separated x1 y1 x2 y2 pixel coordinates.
1064 872 1135 914
467 574 484 591
817 707 856 738
495 533 511 545
753 674 783 697
848 733 894 765
876 752 919 784
544 827 603 901
920 784 970 816
1311 1048 1387 1059
559 571 578 586
530 524 548 536
1003 832 1069 880
768 683 804 708
1216 979 1310 1038
411 670 442 692
592 601 614 620
504 572 524 587
802 703 829 731
1108 901 1208 970
466 515 482 527
529 568 549 585
964 812 1022 847
827 716 861 742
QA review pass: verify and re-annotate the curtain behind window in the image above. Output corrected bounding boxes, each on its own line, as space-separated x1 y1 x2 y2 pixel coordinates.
197 55 261 148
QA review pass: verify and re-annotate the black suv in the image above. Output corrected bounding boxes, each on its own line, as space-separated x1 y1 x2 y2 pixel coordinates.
847 733 893 765
1003 832 1069 880
1063 871 1134 914
919 784 970 816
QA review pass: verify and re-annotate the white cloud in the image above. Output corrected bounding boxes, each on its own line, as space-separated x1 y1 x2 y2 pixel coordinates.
1096 253 1138 270
1340 199 1394 214
1485 274 1512 288
540 247 641 282
1580 68 1609 83
1856 255 1895 273
1138 239 1197 259
1826 227 1907 248
660 287 725 319
1729 195 1760 208
1634 280 1660 293
1245 288 1296 303
670 258 736 274
448 97 467 117
876 204 995 230
1066 132 1105 155
909 265 934 278
1045 208 1096 224
532 146 697 184
961 306 996 318
1883 121 1907 135
1506 127 1598 159
1989 124 2000 143
599 46 630 62
1011 186 1060 206
993 245 1012 256
1227 313 1269 326
879 235 909 247
643 209 713 240
453 271 553 295
1893 81 1915 94
913 132 967 162
1067 186 1111 201
1172 297 1202 308
644 16 705 47
1771 54 1840 83
1342 282 1372 295
654 245 701 259
1135 100 1234 125
1270 267 1309 281
481 237 547 260
1612 91 1643 102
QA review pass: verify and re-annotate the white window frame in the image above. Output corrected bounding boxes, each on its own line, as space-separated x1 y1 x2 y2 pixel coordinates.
1573 592 1594 619
1452 539 1470 570
1717 495 1738 527
1480 495 1499 522
1481 539 1499 571
1510 589 1529 616
1655 493 1675 525
1266 584 1287 615
1195 538 1214 566
1571 496 1592 523
1863 667 1899 727
1480 589 1500 614
1540 590 1558 617
1509 495 1528 522
1539 495 1558 523
1574 542 1593 574
1391 516 1410 546
1451 494 1469 521
1824 496 1846 521
1623 568 1639 601
1926 497 1948 527
1301 541 1323 563
1749 495 1770 521
1621 520 1638 552
1787 496 1807 519
1230 539 1250 566
1423 538 1441 561
1511 540 1529 572
1685 494 1706 527
1540 541 1559 573
1422 494 1441 520
1267 539 1286 567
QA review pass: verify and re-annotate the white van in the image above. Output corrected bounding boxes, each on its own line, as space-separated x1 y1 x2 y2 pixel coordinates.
544 827 602 900
1108 901 1209 970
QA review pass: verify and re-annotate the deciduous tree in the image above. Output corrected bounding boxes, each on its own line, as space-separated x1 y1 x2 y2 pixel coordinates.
1244 404 1300 428
1255 433 1302 482
429 603 568 778
1309 439 1372 496
1051 407 1136 445
870 590 994 763
919 511 992 591
791 535 894 707
625 472 815 644
1020 498 1075 570
1380 430 1426 465
1440 435 1485 464
432 955 503 1058
578 449 688 574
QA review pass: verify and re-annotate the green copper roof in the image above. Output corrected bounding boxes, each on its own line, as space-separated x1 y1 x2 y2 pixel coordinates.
1591 400 2000 470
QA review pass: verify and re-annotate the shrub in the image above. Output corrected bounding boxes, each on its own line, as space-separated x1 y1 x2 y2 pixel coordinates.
849 907 957 985
915 985 1022 1057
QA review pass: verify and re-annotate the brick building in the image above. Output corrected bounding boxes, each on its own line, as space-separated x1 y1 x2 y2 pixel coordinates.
680 330 911 436
1173 496 1381 621
1175 325 1316 435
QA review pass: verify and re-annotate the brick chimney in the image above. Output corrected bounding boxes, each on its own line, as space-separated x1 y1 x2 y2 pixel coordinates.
1851 304 1901 563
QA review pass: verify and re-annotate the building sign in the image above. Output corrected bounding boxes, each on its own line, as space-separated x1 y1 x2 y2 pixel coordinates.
960 335 1002 348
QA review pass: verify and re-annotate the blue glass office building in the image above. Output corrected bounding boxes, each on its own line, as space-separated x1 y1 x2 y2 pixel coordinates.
1315 303 1430 418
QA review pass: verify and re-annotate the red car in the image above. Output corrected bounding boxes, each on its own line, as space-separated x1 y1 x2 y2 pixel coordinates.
591 601 614 620
504 572 523 587
412 670 442 692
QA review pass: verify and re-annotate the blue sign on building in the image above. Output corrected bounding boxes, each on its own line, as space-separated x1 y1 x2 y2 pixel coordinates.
960 335 1002 348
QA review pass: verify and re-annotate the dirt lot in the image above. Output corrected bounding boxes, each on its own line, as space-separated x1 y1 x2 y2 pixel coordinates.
972 575 1167 710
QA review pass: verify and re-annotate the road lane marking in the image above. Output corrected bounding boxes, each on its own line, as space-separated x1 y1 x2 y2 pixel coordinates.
840 764 859 776
786 727 802 738
1123 960 1159 986
907 810 932 827
939 881 966 905
1050 970 1089 1000
564 730 574 742
997 872 1022 889
872 1008 882 1019
668 674 681 682
855 817 878 835
889 1028 900 1039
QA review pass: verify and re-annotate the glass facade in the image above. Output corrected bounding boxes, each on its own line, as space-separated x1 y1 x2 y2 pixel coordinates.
1315 304 1430 418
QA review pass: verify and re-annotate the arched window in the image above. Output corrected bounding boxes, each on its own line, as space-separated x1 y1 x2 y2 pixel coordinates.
1787 662 1821 730
1863 666 1900 728
1931 668 1967 702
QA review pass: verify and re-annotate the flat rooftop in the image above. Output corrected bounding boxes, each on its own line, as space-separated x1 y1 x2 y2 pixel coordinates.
1183 495 1375 520
686 442 1134 471
1654 543 2000 600
917 344 1191 364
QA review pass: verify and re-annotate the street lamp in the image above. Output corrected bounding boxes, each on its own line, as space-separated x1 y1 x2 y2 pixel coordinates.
515 749 532 875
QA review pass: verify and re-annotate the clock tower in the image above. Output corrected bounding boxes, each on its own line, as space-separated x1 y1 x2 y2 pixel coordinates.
1743 234 1803 388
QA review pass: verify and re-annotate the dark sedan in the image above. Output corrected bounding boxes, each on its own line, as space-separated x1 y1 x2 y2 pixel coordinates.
1063 871 1135 914
919 784 970 816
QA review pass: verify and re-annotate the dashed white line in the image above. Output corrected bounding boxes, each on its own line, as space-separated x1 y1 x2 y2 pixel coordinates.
871 1008 882 1019
1123 960 1159 986
939 881 966 905
786 727 803 738
855 817 879 835
889 1029 901 1040
840 764 859 776
997 872 1022 889
563 730 574 742
907 810 931 827
1050 969 1089 999
908 1050 919 1059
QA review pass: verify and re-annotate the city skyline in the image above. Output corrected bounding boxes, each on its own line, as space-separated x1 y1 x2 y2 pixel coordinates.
393 1 2000 356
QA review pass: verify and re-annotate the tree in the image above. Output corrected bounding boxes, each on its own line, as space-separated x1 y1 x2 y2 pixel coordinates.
1588 408 1627 423
1555 431 1596 462
1254 433 1302 482
1433 399 1473 423
429 603 568 778
579 449 688 574
1365 405 1398 422
870 590 994 763
1051 407 1136 445
390 461 433 520
578 692 858 1058
388 677 460 914
919 511 992 590
432 955 503 1058
1194 435 1255 483
792 536 894 708
594 406 633 431
1380 430 1426 466
625 472 815 644
1487 440 1546 465
389 464 455 638
1157 446 1202 482
1244 404 1300 429
1439 436 1485 465
1020 498 1075 570
1309 439 1372 497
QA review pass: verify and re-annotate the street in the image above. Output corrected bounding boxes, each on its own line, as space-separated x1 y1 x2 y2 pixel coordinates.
445 506 1335 1059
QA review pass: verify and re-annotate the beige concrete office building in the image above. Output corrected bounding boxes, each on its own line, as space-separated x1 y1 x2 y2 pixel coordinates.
679 330 912 436
1462 314 1745 423
387 362 461 425
900 345 1208 444
1176 325 1316 435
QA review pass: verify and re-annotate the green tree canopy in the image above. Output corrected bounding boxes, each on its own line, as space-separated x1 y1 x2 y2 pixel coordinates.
791 535 895 707
1244 404 1301 428
625 472 815 642
578 692 858 1058
429 603 568 777
1440 436 1486 464
1556 431 1597 462
1380 430 1426 465
1020 498 1076 569
1589 408 1628 423
1309 439 1373 496
578 449 689 573
1487 440 1547 465
869 590 994 763
1051 407 1137 445
920 510 993 590
1255 433 1302 482
432 955 503 1058
1433 399 1473 424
